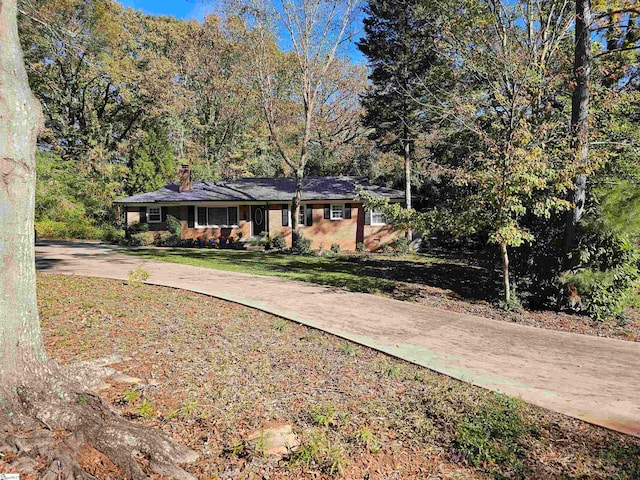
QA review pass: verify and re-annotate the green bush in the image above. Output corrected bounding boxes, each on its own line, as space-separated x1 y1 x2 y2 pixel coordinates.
74 224 102 239
165 215 182 236
388 237 412 256
562 262 639 321
455 394 528 476
130 231 155 246
101 225 126 244
562 185 640 320
248 236 269 247
35 150 117 233
356 242 365 252
35 220 67 239
35 219 102 240
270 235 287 251
497 287 523 312
552 179 640 319
291 232 312 255
126 222 149 235
157 233 181 247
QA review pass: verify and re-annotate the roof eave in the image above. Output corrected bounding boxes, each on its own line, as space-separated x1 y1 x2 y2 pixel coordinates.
114 195 405 205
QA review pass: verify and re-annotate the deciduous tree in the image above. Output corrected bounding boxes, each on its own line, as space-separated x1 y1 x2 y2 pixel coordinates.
363 0 579 304
230 0 358 247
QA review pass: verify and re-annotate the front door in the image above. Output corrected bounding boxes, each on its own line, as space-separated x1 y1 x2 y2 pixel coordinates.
251 205 266 236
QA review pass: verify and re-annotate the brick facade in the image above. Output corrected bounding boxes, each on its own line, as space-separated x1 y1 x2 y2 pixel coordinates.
126 202 404 251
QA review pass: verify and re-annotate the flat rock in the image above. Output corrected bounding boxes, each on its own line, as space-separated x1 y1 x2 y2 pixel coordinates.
109 372 142 384
246 423 299 457
78 354 132 368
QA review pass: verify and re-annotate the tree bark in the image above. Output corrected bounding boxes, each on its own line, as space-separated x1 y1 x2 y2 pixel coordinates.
1 4 200 477
404 140 412 211
0 0 47 384
291 167 304 249
500 243 511 304
291 96 313 250
404 136 413 240
563 0 592 263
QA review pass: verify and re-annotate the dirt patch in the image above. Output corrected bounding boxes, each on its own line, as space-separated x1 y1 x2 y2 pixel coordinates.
26 274 640 479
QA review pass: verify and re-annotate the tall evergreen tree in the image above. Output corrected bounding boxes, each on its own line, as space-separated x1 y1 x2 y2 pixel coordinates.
563 0 593 262
357 0 439 214
126 122 177 195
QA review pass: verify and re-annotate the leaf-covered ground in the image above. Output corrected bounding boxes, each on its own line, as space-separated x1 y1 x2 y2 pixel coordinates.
35 274 640 479
124 247 640 342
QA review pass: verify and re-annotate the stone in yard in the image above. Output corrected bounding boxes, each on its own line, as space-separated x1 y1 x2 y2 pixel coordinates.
109 372 142 384
246 423 299 457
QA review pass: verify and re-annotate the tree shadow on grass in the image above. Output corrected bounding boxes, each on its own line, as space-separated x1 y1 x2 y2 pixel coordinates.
125 247 501 303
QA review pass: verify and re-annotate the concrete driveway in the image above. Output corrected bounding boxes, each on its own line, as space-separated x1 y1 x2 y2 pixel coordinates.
35 241 640 438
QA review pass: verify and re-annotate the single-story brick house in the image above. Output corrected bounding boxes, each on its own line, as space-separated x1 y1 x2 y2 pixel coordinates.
114 165 405 251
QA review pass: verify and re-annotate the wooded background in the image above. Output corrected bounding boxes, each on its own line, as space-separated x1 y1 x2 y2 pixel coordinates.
19 0 640 315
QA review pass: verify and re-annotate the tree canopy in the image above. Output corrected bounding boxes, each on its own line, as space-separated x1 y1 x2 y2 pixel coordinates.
19 0 371 232
17 0 640 315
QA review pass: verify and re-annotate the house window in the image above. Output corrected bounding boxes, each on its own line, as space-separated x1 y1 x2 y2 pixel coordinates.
370 210 386 225
148 206 162 223
330 203 344 220
195 206 239 227
282 205 311 227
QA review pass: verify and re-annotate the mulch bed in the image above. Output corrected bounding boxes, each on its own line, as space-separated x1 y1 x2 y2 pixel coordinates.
29 274 640 479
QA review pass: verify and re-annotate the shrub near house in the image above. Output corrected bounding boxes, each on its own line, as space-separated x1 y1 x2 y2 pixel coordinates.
115 166 406 251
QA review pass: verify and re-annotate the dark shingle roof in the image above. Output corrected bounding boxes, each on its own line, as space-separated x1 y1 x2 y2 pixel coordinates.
114 176 404 204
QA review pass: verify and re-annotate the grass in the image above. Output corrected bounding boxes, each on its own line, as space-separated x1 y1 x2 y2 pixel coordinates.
122 246 496 301
454 395 529 475
33 274 640 479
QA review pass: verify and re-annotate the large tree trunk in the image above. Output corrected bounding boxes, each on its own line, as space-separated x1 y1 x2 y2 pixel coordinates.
1 3 199 477
563 0 592 263
0 0 46 385
291 101 313 251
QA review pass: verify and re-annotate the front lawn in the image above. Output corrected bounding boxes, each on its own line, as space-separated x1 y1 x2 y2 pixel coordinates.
30 274 640 479
123 247 640 341
124 246 495 296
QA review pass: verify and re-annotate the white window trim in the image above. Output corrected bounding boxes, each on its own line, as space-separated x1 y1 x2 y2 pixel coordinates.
330 203 344 220
148 206 162 223
370 209 386 225
195 206 240 228
283 204 308 227
298 205 307 227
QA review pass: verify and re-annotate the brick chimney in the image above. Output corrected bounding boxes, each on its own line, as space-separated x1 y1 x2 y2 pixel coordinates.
178 164 192 192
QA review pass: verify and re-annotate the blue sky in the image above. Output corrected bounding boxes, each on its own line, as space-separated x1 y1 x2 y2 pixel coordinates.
116 0 364 63
117 0 213 20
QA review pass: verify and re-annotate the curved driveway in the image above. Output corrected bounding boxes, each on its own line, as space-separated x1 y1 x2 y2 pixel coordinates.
35 242 640 438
